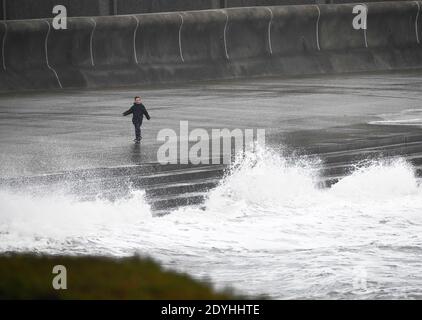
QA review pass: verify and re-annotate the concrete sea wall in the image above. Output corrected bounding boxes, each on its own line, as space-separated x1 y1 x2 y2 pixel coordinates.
0 1 421 91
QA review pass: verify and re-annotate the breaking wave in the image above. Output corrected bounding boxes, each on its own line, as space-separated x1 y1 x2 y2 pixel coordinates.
1 147 422 299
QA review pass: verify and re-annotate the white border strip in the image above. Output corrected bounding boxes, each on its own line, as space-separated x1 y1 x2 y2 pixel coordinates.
415 1 421 44
1 21 7 70
89 18 96 67
223 10 229 60
315 5 321 51
178 13 185 63
265 7 273 55
132 15 139 64
44 20 63 89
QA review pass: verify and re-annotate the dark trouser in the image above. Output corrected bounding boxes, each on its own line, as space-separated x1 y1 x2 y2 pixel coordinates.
133 121 142 140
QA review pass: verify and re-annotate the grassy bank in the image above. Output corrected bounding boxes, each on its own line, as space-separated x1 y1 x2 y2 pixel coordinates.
0 254 237 299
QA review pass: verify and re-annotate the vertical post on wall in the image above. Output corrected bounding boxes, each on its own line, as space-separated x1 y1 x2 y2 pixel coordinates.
220 0 227 9
113 0 118 15
2 0 6 20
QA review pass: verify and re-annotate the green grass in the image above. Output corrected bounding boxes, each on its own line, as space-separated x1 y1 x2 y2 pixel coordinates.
0 254 238 300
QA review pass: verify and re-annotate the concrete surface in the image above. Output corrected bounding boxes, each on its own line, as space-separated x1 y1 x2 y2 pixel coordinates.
2 0 111 20
1 70 422 178
0 0 396 20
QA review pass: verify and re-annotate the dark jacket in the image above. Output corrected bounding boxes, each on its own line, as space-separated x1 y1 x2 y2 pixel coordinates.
123 103 151 123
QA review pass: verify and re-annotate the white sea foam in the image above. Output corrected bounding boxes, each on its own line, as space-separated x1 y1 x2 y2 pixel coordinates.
1 147 422 299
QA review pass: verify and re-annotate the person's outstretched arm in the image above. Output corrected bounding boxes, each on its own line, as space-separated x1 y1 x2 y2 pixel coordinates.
143 106 151 120
122 106 133 116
